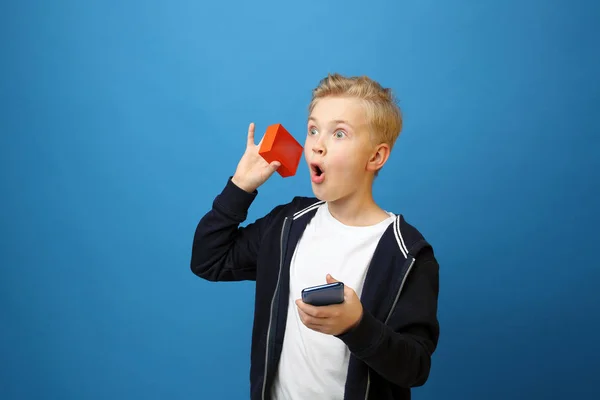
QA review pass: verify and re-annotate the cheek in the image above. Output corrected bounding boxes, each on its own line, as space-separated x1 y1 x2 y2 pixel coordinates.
338 154 368 180
329 153 358 175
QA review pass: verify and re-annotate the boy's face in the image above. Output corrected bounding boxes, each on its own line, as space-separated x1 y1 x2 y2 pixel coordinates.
304 96 385 202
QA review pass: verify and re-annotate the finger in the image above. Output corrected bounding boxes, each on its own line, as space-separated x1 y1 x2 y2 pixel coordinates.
325 274 352 299
259 161 281 182
256 132 270 149
269 161 281 171
298 308 326 327
247 122 255 147
296 299 322 318
344 286 356 299
296 299 336 318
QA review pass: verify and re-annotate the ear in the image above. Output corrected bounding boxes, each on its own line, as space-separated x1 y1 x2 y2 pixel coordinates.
366 143 390 172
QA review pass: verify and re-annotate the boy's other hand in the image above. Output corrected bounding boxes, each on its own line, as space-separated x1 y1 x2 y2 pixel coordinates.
231 122 281 193
295 274 364 336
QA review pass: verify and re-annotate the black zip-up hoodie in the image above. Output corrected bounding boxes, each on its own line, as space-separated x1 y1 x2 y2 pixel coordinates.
190 178 440 400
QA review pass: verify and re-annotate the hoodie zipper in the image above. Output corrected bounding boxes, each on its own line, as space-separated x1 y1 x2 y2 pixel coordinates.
261 217 289 400
363 256 416 400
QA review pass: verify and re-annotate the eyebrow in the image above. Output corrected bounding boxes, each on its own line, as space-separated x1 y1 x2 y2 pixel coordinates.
308 117 355 129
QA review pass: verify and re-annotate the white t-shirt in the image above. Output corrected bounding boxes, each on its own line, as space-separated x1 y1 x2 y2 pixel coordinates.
271 202 395 400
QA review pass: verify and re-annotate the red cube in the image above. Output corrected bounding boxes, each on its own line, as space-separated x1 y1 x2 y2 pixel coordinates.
259 124 303 178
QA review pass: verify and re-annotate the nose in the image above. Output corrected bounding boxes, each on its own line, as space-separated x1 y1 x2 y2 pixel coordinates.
311 135 326 155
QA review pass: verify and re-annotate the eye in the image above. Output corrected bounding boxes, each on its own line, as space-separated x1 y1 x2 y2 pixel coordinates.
308 127 318 136
333 130 346 139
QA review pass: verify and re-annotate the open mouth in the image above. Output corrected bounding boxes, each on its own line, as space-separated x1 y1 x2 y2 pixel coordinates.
311 163 324 176
310 163 325 183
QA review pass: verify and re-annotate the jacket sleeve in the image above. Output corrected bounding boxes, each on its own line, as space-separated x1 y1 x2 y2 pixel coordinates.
336 247 440 388
190 177 284 282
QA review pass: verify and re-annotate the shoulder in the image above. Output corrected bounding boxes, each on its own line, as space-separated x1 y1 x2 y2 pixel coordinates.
387 215 439 290
387 213 434 260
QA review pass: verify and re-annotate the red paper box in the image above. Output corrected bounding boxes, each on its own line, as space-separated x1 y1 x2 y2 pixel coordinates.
258 124 303 178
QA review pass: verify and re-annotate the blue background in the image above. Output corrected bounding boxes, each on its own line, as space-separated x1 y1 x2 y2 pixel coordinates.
1 0 599 399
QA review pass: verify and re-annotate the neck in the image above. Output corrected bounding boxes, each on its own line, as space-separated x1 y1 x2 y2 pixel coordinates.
326 185 389 227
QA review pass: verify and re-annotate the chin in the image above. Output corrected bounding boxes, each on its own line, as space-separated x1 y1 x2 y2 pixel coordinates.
310 183 328 201
310 183 340 203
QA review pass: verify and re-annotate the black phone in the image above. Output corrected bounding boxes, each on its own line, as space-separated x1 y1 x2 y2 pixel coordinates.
301 282 344 306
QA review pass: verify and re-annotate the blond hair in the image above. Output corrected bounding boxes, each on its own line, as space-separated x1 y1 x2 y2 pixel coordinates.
308 73 403 150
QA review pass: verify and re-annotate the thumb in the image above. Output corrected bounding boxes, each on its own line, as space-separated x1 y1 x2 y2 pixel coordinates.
326 274 339 284
270 161 281 170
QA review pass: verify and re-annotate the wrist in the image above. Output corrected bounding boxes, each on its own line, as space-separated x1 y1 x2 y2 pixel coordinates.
231 175 255 193
341 307 363 335
335 308 383 357
350 308 364 330
214 177 258 220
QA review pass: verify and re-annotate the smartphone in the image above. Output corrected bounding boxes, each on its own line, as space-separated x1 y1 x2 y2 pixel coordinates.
301 282 344 306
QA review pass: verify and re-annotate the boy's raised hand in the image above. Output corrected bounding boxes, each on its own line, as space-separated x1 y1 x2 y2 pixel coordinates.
295 275 364 336
231 122 281 193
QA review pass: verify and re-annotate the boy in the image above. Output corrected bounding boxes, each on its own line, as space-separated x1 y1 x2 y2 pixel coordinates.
190 73 440 400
